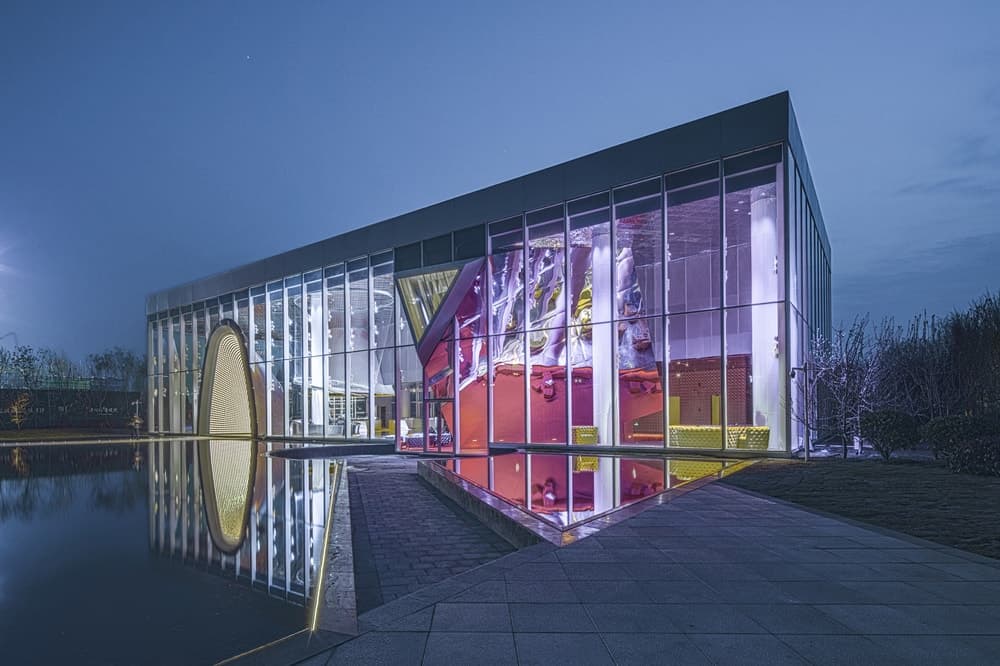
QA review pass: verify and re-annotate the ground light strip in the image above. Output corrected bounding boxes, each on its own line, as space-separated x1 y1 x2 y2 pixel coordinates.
310 461 340 632
214 461 341 665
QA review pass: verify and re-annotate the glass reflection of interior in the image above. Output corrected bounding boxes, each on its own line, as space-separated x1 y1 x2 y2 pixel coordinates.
446 454 731 528
147 145 812 454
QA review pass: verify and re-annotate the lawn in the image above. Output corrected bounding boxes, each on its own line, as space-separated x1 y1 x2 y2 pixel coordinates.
721 458 1000 561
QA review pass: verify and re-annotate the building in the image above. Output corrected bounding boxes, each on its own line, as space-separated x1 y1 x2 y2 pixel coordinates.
146 91 831 455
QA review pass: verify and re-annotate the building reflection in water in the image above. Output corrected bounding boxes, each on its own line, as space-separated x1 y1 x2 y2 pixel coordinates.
148 439 336 606
445 454 737 528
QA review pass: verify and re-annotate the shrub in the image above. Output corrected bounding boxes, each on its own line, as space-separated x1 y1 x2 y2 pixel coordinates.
942 436 1000 477
922 414 1000 459
861 410 919 461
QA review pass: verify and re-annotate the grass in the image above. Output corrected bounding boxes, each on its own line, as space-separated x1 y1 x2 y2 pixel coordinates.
721 458 1000 561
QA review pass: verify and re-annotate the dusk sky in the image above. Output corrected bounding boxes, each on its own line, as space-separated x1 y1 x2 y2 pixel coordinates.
1 1 998 360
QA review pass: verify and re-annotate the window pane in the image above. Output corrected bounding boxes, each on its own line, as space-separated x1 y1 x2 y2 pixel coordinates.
326 354 346 438
725 157 782 307
529 328 566 445
268 360 284 436
396 268 459 343
287 281 303 359
397 345 423 451
372 349 395 439
348 350 369 437
527 206 565 331
268 284 284 361
348 261 369 350
305 353 324 437
666 165 720 313
667 310 722 448
372 259 395 348
251 362 266 433
305 278 323 358
252 293 266 363
490 227 525 334
614 179 663 319
568 192 612 326
457 335 488 453
491 331 525 443
570 321 613 446
325 266 345 354
618 316 663 446
725 303 784 451
288 357 303 435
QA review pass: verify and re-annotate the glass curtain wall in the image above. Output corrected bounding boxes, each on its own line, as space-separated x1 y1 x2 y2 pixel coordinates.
148 144 807 453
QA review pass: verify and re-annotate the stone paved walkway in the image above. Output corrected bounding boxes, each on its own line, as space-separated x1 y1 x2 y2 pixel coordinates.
347 456 514 613
305 479 1000 665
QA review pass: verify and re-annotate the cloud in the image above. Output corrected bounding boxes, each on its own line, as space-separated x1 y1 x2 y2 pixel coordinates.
835 230 1000 325
896 175 1000 198
950 134 1000 169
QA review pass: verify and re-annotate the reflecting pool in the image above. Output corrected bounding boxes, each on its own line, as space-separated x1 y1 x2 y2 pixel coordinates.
0 440 338 665
440 453 741 529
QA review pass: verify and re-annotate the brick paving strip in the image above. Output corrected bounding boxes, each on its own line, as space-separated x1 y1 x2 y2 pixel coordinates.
347 455 515 613
298 478 1000 665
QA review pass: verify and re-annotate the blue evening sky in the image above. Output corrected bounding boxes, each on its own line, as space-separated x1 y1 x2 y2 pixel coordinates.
1 1 998 358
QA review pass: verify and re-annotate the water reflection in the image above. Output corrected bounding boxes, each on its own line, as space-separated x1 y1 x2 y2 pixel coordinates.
445 453 737 528
149 439 336 605
0 444 145 520
1 439 323 665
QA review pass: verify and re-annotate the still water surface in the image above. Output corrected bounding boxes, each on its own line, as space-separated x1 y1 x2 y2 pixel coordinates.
0 440 333 665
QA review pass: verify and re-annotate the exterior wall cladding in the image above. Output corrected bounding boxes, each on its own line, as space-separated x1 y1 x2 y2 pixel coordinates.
146 91 831 456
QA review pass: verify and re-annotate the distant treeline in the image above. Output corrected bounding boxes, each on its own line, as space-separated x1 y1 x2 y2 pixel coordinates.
0 345 146 392
0 345 146 430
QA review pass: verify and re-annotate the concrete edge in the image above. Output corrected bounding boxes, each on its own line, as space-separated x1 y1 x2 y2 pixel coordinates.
417 460 548 548
319 460 359 634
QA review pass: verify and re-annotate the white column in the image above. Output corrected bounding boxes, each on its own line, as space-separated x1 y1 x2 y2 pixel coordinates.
750 187 780 446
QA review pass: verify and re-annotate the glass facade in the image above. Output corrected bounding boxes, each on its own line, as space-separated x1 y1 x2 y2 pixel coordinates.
147 439 337 603
147 109 830 457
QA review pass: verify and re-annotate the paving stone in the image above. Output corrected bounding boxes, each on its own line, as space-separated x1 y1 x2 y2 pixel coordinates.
738 604 854 635
430 602 512 632
513 632 613 666
446 580 507 603
651 603 767 634
509 602 595 632
602 632 711 665
421 632 516 666
585 603 681 633
506 580 578 603
688 633 807 664
776 635 903 665
813 604 933 635
328 631 427 666
568 579 652 604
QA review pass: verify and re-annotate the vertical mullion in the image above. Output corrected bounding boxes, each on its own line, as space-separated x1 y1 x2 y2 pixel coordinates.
452 317 460 453
659 176 668 449
522 214 530 445
610 196 619 447
562 202 571 448
284 459 292 596
719 160 728 450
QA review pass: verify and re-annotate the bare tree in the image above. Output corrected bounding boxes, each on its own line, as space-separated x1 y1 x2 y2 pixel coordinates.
9 392 30 429
0 346 13 389
810 316 881 458
12 346 40 390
